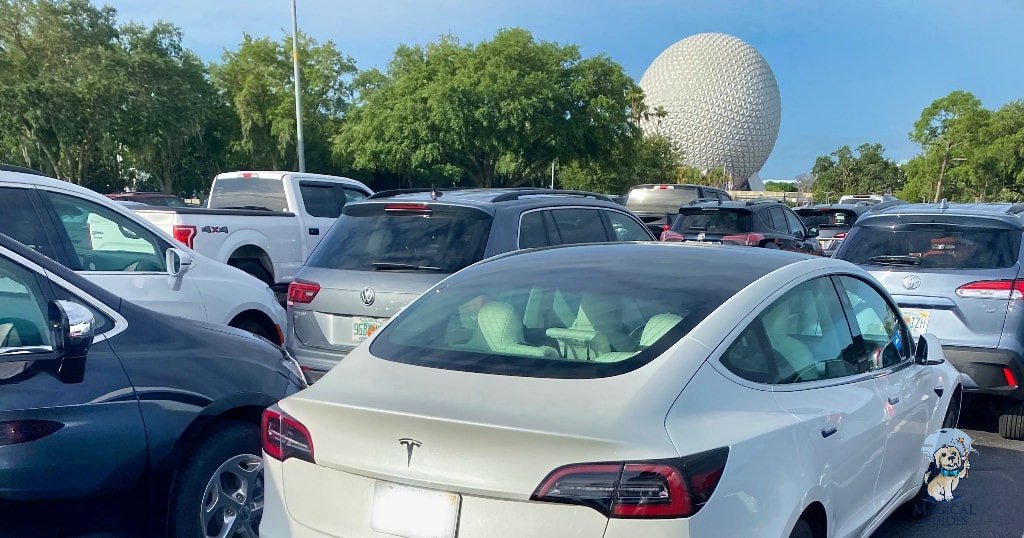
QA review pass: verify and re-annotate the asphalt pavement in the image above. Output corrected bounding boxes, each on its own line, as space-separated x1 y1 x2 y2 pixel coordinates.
873 397 1024 538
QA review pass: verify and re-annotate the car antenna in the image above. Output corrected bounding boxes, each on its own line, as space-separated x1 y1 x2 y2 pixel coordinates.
939 198 949 210
430 186 440 200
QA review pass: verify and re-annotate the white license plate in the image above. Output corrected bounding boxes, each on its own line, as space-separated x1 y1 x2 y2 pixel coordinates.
352 316 386 342
370 482 460 538
903 309 930 338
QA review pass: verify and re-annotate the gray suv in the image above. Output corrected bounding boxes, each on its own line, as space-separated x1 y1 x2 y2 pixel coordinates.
286 188 656 381
834 201 1024 439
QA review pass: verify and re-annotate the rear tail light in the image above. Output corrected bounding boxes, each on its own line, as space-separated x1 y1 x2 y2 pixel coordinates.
0 420 64 446
1005 367 1018 389
954 280 1024 300
833 232 847 239
262 404 315 463
287 280 321 305
531 448 728 519
172 225 197 249
661 230 684 242
384 204 432 215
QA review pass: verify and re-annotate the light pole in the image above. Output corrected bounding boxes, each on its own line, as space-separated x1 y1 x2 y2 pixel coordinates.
291 0 306 172
824 191 833 204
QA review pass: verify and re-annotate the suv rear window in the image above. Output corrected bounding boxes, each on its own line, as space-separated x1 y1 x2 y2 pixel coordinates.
305 204 492 273
208 178 288 212
796 208 858 228
837 224 1021 269
671 208 753 234
369 253 736 378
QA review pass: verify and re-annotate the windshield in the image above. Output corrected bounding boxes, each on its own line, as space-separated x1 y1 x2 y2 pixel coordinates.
671 209 752 234
796 209 857 228
208 178 288 212
837 224 1021 269
305 205 492 273
370 252 738 378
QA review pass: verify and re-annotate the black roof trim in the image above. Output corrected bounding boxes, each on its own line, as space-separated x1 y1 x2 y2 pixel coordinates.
0 164 49 177
366 187 461 200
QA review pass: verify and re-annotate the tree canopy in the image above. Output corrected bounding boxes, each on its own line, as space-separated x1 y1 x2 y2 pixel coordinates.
810 143 905 201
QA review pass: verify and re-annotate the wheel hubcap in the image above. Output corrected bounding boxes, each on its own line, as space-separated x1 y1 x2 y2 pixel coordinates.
201 453 264 538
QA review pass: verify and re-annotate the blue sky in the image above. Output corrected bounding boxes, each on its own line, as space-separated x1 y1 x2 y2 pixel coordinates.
102 0 1024 180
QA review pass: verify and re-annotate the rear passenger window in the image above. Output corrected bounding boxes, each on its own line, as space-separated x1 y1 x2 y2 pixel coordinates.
768 207 788 232
0 188 58 259
721 277 861 384
549 209 608 245
519 211 556 249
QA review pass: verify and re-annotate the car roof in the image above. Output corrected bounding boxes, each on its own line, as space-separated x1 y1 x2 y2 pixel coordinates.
360 188 618 213
679 198 784 211
796 203 871 213
106 192 180 199
856 202 1024 228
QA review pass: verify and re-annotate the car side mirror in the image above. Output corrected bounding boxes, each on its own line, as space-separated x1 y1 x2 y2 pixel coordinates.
166 247 193 277
914 334 944 366
48 300 93 383
807 227 819 238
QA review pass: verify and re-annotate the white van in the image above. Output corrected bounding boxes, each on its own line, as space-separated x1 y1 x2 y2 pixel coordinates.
0 165 287 343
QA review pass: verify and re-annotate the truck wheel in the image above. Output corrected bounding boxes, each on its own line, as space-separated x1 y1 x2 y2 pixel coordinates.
230 260 273 287
230 315 281 345
998 400 1024 440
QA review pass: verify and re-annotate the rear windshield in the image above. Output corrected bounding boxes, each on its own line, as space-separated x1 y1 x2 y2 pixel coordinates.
671 209 752 234
625 187 699 215
796 209 858 228
305 205 492 273
369 253 737 378
208 178 288 212
837 224 1021 269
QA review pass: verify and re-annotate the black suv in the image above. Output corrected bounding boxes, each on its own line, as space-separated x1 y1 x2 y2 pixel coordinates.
624 183 733 234
286 188 657 381
795 201 905 256
661 199 822 255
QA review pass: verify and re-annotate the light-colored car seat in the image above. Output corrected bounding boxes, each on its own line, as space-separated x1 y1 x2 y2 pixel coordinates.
459 301 558 358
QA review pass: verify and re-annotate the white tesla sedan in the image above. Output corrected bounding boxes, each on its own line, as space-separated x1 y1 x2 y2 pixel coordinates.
260 242 962 538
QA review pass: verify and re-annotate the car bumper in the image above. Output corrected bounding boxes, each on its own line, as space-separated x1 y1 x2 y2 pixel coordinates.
942 346 1023 400
287 343 353 383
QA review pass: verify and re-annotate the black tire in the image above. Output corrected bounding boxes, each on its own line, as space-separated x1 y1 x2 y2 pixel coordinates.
169 421 264 538
789 518 814 538
998 400 1024 440
942 392 961 429
230 259 273 287
230 315 280 345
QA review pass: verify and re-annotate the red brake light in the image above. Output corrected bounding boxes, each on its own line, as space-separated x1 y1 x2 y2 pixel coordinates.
955 280 1024 300
661 230 684 242
531 448 728 519
833 232 847 239
262 405 314 463
287 280 320 305
1005 367 1018 389
656 185 670 189
742 233 765 246
384 204 432 214
172 225 197 249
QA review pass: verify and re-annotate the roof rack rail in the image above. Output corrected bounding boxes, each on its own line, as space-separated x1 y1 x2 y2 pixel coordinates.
744 198 782 206
0 164 49 177
488 189 613 203
1008 203 1024 215
366 187 460 200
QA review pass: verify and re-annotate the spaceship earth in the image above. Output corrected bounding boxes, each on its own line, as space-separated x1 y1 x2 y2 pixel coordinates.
638 33 782 183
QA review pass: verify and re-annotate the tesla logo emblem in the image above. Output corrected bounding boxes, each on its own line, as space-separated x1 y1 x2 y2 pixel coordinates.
360 287 375 306
399 438 421 466
902 275 922 290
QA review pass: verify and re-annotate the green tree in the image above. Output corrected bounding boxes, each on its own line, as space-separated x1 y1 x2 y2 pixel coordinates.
558 134 679 194
211 32 357 172
336 29 640 188
764 181 797 192
908 91 989 202
811 143 904 200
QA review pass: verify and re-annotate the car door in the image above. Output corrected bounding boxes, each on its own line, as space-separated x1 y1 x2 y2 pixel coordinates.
836 275 938 507
782 206 816 253
737 276 890 536
36 189 208 321
0 247 147 502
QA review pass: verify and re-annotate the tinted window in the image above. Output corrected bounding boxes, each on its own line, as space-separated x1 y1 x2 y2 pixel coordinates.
208 177 288 212
605 211 654 241
0 256 50 350
836 224 1020 269
0 187 58 259
343 187 368 203
43 192 166 273
768 207 788 232
299 183 345 218
519 211 556 249
796 208 858 228
837 276 910 369
721 277 860 384
370 253 739 378
306 205 492 273
671 209 752 234
549 208 608 245
783 208 805 235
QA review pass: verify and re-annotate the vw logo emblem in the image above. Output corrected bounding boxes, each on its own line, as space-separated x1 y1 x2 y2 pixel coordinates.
360 286 375 306
902 275 922 290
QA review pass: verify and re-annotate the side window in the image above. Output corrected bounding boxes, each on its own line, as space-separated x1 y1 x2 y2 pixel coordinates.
0 255 51 356
603 211 652 241
837 276 911 369
783 208 805 236
342 187 368 203
299 182 343 218
768 207 789 232
42 191 166 272
519 210 555 249
0 187 59 260
721 277 860 384
549 209 608 245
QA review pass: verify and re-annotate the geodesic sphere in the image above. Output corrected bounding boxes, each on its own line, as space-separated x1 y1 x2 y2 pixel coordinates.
639 33 781 183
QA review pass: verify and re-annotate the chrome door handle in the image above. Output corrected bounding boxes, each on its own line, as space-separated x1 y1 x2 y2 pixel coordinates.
888 397 900 405
821 426 838 438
